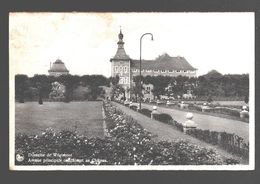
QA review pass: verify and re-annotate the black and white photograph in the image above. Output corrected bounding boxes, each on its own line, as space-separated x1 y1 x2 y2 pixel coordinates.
9 12 255 170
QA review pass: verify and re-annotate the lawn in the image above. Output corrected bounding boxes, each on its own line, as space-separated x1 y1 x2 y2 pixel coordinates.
15 101 104 138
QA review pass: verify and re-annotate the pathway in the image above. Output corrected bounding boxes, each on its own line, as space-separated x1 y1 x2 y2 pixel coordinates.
112 102 248 164
135 103 249 142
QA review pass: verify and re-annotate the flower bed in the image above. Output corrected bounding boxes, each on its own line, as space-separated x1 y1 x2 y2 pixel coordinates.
15 101 238 165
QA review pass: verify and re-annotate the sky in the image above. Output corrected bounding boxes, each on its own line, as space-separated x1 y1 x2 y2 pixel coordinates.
9 12 254 77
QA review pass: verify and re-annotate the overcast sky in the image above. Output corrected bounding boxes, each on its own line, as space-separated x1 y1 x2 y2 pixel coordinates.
9 12 254 77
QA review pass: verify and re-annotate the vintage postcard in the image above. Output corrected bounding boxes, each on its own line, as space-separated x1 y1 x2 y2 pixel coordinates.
9 12 255 170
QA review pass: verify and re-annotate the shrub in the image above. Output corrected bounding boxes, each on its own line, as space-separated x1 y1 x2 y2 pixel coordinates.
186 128 249 158
172 120 184 132
138 108 152 118
244 95 249 104
153 113 173 124
207 96 213 103
205 107 240 117
130 105 138 111
187 104 202 111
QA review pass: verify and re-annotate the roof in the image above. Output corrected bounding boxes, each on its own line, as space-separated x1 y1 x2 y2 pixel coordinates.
48 59 69 72
111 47 131 61
110 29 131 61
131 53 196 71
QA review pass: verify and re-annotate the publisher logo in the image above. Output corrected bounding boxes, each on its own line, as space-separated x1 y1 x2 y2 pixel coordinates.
16 154 25 162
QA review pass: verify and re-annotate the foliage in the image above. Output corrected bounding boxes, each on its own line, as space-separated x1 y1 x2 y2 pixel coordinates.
204 107 241 118
186 129 249 158
153 113 173 125
15 74 109 102
88 86 105 100
207 96 213 103
129 105 138 111
244 95 249 104
30 75 53 100
49 81 66 101
15 74 29 103
138 108 152 118
132 74 249 99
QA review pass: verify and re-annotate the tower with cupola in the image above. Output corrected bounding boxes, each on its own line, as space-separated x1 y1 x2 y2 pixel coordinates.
110 29 132 99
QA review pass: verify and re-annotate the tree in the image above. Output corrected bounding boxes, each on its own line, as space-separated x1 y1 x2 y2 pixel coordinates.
88 86 104 100
244 95 249 104
15 75 29 103
30 75 52 104
57 75 80 102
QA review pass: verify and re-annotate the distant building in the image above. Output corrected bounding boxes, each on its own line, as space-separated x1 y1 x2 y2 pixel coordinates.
48 59 69 76
110 29 197 99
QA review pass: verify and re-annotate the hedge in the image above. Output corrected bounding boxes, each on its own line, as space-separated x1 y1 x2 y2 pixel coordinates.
129 105 138 111
204 107 241 117
126 102 248 159
186 129 249 158
138 108 152 118
153 113 173 125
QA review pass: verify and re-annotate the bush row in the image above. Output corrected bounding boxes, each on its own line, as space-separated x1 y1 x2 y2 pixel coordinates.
186 129 249 158
203 107 241 117
122 102 248 159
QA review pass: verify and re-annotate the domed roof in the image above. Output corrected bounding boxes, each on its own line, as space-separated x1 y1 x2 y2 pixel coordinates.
48 59 69 72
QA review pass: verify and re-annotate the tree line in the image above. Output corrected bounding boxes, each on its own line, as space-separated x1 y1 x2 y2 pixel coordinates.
131 73 249 100
15 72 249 103
15 74 110 103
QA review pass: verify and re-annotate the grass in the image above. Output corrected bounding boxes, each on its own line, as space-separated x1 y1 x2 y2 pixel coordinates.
15 101 104 138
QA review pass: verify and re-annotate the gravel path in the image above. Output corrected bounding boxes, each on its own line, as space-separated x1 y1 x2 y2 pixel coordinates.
112 102 248 164
136 103 249 142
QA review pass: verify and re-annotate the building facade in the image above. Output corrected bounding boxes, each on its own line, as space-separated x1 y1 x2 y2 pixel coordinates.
110 30 197 100
48 59 69 76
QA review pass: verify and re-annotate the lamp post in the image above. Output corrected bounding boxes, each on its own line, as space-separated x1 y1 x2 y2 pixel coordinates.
139 33 153 110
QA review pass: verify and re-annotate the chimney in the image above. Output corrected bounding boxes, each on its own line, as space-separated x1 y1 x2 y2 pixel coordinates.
50 62 52 69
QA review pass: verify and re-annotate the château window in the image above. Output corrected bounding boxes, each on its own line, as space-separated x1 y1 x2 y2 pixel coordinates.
119 77 123 84
183 70 187 73
169 70 173 73
124 66 127 73
114 66 118 72
176 70 180 73
161 70 166 73
154 70 159 73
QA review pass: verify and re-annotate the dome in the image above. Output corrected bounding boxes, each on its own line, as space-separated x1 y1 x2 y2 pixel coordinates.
48 59 69 72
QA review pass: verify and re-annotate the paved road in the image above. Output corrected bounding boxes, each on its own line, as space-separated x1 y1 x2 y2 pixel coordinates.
112 102 247 164
135 103 249 142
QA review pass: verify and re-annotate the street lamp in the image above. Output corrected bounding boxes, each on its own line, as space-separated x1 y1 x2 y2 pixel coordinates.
139 33 153 110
